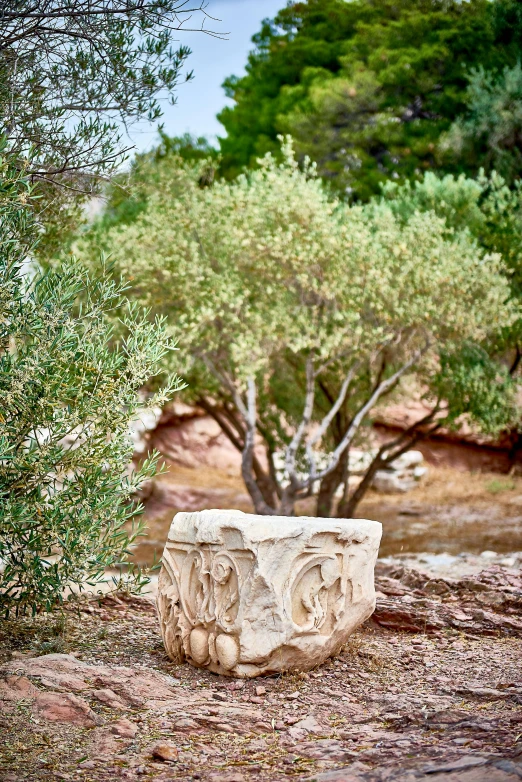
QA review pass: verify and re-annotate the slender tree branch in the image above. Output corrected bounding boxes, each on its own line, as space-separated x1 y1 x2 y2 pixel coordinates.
298 341 431 491
510 344 521 376
241 377 274 515
284 354 315 485
305 361 360 479
339 404 446 517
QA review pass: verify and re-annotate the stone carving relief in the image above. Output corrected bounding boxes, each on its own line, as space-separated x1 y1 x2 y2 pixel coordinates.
157 510 381 677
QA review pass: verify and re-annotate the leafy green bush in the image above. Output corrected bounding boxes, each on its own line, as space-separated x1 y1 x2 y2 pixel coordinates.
0 157 180 615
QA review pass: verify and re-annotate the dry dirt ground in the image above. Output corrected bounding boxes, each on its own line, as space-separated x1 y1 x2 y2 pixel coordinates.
133 465 522 566
2 467 522 781
1 565 521 782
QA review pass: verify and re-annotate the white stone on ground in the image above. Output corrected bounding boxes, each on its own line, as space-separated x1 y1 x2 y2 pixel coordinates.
156 509 381 677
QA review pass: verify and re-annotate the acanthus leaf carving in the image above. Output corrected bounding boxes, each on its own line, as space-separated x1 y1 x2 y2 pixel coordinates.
157 511 381 677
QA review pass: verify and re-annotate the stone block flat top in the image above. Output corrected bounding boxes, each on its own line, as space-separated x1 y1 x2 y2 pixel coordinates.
167 510 382 547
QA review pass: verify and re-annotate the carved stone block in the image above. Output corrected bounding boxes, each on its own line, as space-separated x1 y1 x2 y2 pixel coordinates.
156 510 382 677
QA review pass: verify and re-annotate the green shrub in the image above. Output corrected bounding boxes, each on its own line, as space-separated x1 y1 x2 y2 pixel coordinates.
78 142 519 518
485 478 516 494
0 157 180 615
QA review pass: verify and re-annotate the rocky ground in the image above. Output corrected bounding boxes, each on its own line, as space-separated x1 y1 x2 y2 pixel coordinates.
1 563 521 782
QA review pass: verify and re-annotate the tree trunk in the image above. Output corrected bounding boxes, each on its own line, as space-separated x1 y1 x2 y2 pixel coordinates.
337 452 384 518
197 396 278 509
251 461 279 509
317 450 348 518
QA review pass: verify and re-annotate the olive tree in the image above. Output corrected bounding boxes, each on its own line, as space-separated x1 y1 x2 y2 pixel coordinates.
0 0 217 257
0 156 181 614
81 142 519 517
0 0 213 186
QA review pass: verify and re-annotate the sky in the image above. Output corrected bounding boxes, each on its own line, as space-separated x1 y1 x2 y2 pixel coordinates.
128 0 284 153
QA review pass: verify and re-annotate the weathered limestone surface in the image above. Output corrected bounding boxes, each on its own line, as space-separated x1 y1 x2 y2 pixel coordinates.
156 510 382 677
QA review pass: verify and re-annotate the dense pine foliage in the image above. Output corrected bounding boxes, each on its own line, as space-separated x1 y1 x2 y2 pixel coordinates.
218 0 522 198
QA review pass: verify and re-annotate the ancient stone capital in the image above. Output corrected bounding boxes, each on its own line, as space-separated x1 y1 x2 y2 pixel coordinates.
157 510 382 677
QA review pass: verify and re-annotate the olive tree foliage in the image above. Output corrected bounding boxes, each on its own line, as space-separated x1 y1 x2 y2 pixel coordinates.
380 169 522 368
0 0 214 182
0 0 214 255
0 156 181 614
80 142 518 518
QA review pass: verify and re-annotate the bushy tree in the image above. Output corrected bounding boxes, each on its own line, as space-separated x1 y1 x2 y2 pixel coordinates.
0 157 181 614
380 169 522 363
218 0 520 199
94 131 219 236
79 143 518 518
442 63 522 184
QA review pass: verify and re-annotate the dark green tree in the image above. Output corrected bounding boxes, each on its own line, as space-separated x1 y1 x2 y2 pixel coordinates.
442 63 522 185
218 0 521 199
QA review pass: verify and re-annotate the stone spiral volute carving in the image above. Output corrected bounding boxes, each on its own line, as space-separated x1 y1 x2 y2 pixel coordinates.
157 510 381 677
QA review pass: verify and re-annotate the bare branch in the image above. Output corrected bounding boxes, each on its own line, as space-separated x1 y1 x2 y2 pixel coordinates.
202 359 275 514
241 378 274 516
196 396 243 452
284 355 315 485
202 357 249 421
305 361 360 479
298 341 431 490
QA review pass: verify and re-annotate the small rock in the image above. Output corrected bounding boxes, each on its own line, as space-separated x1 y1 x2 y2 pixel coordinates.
212 692 227 702
373 470 416 493
423 756 487 774
294 716 324 734
172 718 199 731
286 691 300 700
228 681 245 691
111 718 138 738
92 688 128 710
249 739 268 750
249 696 264 704
151 741 179 762
255 686 266 696
288 726 307 741
209 773 245 782
35 692 103 727
216 723 235 733
2 675 38 698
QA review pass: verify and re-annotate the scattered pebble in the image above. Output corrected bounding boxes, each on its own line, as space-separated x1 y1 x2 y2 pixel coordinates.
151 741 179 762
